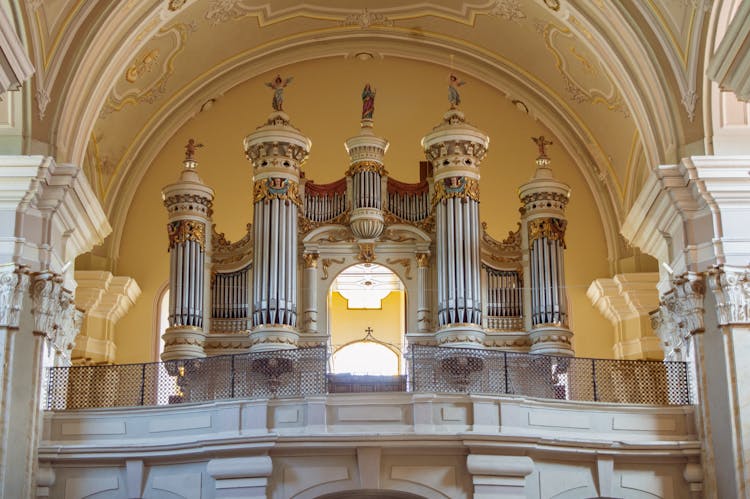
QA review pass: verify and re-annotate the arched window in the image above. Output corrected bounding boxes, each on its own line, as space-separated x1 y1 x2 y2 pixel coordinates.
155 285 169 361
332 341 399 375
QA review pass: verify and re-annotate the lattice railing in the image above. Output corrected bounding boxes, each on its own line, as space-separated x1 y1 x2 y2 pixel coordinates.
408 345 691 405
43 345 691 410
44 347 327 410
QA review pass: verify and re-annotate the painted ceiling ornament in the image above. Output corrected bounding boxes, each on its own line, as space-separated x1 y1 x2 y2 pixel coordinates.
543 0 561 11
448 73 466 109
341 9 394 29
168 0 187 11
265 74 293 112
531 135 553 160
361 83 375 121
491 0 526 23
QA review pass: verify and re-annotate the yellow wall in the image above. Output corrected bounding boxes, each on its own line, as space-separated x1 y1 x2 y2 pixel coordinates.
329 291 405 350
113 56 614 363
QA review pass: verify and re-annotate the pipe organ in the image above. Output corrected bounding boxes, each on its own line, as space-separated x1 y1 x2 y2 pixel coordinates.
162 80 573 358
161 148 214 361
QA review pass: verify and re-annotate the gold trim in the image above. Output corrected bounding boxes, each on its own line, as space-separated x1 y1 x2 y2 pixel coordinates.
415 253 430 268
303 252 319 269
167 220 205 249
254 178 302 208
432 177 480 207
346 161 387 176
528 217 567 247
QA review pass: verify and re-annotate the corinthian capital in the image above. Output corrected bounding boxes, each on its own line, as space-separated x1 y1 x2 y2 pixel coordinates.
708 265 750 325
0 264 30 328
650 272 705 361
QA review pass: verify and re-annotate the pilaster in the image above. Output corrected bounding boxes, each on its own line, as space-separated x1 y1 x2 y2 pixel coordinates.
0 157 109 499
587 272 662 359
73 271 141 364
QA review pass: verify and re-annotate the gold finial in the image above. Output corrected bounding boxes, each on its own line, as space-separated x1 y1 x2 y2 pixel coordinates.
184 138 204 164
531 135 553 160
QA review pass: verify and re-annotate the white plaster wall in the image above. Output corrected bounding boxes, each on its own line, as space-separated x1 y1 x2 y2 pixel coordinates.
39 394 700 498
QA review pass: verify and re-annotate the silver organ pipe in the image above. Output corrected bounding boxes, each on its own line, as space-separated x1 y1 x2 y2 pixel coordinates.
434 192 482 327
528 219 568 327
483 264 523 330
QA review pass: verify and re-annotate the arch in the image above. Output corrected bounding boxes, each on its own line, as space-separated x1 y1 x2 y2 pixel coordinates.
316 490 427 499
332 341 400 375
152 280 169 362
77 34 624 266
327 262 407 372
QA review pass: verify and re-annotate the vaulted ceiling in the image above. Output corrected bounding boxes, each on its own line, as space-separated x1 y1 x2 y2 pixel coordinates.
13 0 714 264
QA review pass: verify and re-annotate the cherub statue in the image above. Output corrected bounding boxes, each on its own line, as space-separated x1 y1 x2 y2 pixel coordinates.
265 74 294 112
448 73 466 109
184 138 203 161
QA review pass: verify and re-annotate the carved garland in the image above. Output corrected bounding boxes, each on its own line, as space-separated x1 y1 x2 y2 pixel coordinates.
528 217 567 247
168 220 206 250
254 178 302 207
345 161 388 177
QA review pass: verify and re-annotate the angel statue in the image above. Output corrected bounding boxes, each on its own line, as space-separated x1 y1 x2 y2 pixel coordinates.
265 74 294 112
448 73 466 109
531 135 553 159
361 83 376 120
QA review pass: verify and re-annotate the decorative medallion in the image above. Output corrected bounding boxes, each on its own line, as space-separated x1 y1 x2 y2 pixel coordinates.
432 177 480 207
254 178 302 207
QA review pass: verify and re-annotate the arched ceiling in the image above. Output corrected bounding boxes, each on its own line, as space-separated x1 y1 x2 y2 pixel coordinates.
14 0 713 266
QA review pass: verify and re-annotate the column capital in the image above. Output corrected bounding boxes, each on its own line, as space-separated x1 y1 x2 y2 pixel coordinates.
650 272 705 361
707 264 750 325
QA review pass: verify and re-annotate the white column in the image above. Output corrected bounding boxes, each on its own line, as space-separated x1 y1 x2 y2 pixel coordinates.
622 157 750 498
0 157 109 499
302 253 319 334
416 252 430 333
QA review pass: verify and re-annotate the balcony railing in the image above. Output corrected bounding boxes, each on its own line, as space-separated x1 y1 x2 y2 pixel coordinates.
43 345 691 411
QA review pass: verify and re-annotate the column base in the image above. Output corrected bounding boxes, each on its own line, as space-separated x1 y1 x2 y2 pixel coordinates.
161 326 206 361
529 325 573 356
436 323 486 348
250 324 299 352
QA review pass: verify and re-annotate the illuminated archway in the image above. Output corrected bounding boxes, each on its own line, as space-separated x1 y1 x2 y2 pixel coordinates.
328 264 405 375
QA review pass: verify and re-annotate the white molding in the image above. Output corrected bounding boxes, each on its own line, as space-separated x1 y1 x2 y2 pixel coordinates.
0 157 111 282
0 6 33 94
707 0 750 102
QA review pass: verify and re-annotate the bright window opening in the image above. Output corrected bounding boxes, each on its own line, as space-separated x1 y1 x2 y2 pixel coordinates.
332 342 399 375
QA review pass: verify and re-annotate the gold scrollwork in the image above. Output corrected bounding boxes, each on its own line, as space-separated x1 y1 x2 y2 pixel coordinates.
168 220 205 250
254 178 302 208
321 258 345 280
528 217 567 248
346 161 387 177
386 258 412 280
432 177 480 207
